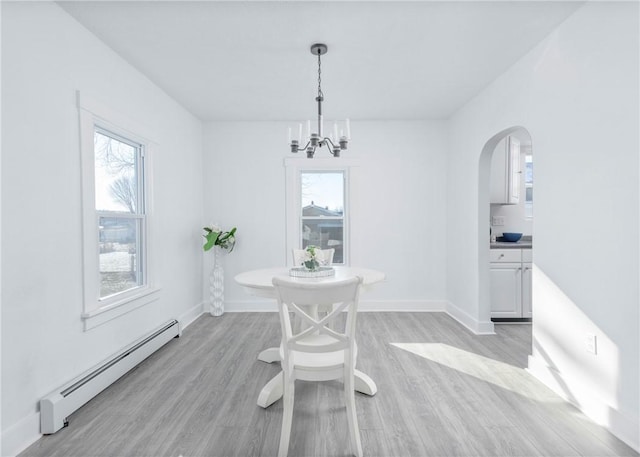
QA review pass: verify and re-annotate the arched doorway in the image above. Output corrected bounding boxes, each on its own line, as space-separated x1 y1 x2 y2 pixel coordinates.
478 126 533 324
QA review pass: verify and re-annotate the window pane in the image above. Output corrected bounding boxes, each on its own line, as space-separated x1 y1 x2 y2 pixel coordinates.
302 219 344 263
99 216 142 298
525 155 533 184
525 186 533 202
301 172 344 213
94 130 139 213
300 171 345 263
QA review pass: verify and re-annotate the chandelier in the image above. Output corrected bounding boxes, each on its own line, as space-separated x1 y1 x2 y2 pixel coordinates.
288 43 350 158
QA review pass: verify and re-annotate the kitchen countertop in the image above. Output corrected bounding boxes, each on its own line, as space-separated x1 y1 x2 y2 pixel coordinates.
490 235 532 249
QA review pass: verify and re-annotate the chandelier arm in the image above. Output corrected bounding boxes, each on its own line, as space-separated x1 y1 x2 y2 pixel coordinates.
298 140 311 152
323 141 339 157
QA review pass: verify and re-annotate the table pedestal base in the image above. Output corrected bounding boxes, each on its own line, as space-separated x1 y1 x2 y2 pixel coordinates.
257 347 280 363
256 347 377 408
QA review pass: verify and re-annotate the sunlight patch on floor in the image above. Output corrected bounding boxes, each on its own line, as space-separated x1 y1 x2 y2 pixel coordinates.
390 342 562 403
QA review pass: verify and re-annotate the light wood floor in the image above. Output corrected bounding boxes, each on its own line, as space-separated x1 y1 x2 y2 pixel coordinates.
21 313 637 457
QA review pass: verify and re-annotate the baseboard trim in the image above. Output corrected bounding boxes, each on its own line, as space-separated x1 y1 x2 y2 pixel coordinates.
224 299 277 312
224 299 494 335
445 301 495 335
224 299 448 313
1 410 40 457
528 354 640 452
177 301 205 334
360 299 447 312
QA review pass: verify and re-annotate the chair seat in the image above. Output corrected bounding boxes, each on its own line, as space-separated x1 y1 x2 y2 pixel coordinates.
279 334 358 377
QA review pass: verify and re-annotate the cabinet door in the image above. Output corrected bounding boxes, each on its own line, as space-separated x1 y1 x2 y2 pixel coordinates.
490 263 522 318
490 138 509 204
521 262 532 318
508 136 521 204
490 136 521 205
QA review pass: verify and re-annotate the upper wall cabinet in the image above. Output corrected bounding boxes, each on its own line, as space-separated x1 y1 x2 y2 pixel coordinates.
490 136 521 205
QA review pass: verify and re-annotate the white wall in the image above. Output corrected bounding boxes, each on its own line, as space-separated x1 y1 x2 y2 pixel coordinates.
447 2 639 449
1 3 204 455
0 3 3 454
202 120 448 311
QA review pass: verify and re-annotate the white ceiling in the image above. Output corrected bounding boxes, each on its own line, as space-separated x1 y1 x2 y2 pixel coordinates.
58 1 583 122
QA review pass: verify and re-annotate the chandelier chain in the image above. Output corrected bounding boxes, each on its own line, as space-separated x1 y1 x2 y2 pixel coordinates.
317 52 323 99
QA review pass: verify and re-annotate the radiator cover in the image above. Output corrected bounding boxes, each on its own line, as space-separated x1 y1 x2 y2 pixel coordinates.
40 320 180 434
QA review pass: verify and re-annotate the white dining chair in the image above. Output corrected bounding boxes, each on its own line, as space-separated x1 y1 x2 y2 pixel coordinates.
272 276 364 457
292 248 335 267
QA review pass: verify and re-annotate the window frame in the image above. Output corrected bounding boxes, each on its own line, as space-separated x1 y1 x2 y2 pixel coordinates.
94 126 146 298
78 92 159 330
285 158 358 267
524 151 533 219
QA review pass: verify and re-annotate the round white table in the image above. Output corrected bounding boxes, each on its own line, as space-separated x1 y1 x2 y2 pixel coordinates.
235 266 385 299
234 266 385 408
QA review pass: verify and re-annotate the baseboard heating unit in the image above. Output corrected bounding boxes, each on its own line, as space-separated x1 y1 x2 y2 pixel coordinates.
40 319 180 434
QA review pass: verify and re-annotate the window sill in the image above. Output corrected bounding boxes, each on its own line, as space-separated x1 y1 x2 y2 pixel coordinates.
82 287 161 331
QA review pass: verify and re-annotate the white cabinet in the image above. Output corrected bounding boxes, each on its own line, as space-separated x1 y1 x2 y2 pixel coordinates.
490 136 521 205
490 248 532 319
490 263 522 318
521 262 532 318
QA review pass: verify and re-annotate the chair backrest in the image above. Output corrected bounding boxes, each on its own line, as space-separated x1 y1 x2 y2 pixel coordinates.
273 276 362 355
292 248 335 267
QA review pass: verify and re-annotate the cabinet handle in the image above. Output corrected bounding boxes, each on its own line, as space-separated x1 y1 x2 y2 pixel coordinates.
498 254 504 258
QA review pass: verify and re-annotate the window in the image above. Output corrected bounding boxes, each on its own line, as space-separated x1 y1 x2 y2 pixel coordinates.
285 158 356 266
78 92 158 329
524 153 533 218
301 171 345 263
94 128 145 298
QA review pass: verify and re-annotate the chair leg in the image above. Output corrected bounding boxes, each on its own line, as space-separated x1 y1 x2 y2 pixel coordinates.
344 365 363 457
278 373 295 457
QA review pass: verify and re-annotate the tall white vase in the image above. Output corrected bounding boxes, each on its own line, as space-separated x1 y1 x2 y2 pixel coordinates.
209 246 224 316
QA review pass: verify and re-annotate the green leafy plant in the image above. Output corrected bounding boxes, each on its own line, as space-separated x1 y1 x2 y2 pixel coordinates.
303 245 320 271
203 225 237 252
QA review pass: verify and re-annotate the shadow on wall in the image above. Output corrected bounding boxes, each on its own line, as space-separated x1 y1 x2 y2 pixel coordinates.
527 265 628 442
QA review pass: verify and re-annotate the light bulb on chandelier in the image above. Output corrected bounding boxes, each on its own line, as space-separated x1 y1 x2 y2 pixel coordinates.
288 43 350 158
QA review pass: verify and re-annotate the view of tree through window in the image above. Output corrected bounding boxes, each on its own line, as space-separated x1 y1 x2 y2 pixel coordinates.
301 171 345 263
94 129 145 298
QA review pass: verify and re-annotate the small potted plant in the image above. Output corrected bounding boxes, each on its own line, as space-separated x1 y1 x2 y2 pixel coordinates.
303 245 320 271
203 225 236 252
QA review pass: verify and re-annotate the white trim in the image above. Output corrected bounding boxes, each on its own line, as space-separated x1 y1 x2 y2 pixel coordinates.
446 300 496 335
224 299 497 336
77 92 157 143
1 410 40 457
81 287 161 331
358 300 447 312
177 302 206 334
284 158 360 267
223 299 448 313
77 91 159 328
224 300 278 312
527 355 640 453
283 157 361 169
